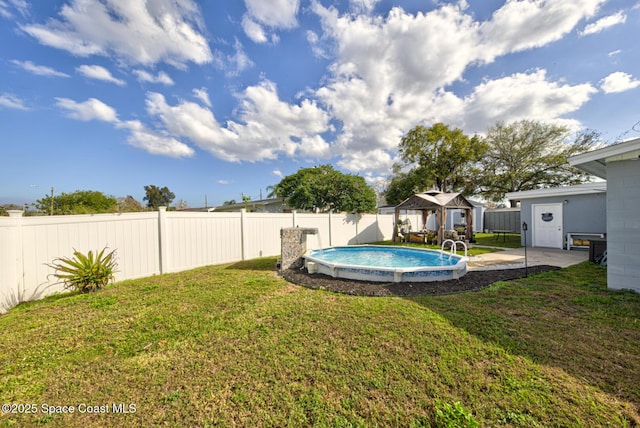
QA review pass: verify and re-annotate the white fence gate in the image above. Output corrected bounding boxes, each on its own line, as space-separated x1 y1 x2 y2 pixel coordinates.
0 209 396 313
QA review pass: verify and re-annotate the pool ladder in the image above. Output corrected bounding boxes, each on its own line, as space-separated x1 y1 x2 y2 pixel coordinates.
441 239 468 257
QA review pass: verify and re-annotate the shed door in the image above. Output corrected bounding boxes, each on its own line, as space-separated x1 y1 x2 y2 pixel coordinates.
532 203 563 248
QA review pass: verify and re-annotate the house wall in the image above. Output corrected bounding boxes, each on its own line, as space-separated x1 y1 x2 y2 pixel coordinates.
607 159 640 292
519 192 606 247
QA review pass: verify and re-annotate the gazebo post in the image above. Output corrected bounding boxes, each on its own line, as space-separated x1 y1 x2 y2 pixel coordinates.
437 207 444 245
466 208 473 243
393 207 400 242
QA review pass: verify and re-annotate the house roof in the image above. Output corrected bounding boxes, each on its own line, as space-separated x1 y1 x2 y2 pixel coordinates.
395 191 474 210
568 137 640 179
505 182 606 201
211 197 288 212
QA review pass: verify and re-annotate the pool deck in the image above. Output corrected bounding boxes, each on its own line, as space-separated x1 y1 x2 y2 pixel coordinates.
468 247 589 271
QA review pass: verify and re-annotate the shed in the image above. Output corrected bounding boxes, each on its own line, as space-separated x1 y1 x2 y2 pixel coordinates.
568 137 640 293
394 191 474 245
505 182 606 249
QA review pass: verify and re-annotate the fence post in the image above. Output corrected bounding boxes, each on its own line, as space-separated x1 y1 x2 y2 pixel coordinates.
240 208 247 261
292 210 297 227
328 210 333 246
158 207 168 274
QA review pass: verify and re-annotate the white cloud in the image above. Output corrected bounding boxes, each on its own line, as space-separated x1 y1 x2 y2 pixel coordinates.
54 96 193 158
608 49 622 57
0 0 28 18
0 93 28 110
242 0 299 43
479 0 603 61
119 120 194 158
581 11 626 36
217 179 230 185
600 71 640 93
77 64 125 86
297 135 332 159
337 149 394 173
310 0 604 174
306 30 330 58
227 39 254 76
21 0 212 67
55 97 119 122
133 69 174 85
211 39 254 76
145 91 239 161
242 15 268 43
272 169 283 178
462 69 597 133
192 88 211 107
245 0 299 28
142 80 330 162
350 0 380 14
11 60 70 77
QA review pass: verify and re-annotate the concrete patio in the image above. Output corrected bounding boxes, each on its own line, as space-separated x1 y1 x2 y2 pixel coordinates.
468 247 589 271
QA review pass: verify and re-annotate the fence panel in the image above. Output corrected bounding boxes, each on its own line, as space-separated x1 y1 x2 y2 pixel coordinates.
1 210 399 313
0 215 22 312
483 209 521 233
243 213 294 260
295 213 330 249
165 212 243 273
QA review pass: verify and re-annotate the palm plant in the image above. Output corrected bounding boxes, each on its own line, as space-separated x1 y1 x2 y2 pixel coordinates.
48 247 118 293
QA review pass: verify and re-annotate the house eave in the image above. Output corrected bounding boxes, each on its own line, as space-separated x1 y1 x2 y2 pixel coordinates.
569 137 640 179
506 182 607 201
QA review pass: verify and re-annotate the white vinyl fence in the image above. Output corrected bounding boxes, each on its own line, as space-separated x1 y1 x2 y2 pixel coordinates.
0 208 396 313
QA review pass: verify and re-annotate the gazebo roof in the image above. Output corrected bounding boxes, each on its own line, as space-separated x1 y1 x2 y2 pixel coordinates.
395 191 474 211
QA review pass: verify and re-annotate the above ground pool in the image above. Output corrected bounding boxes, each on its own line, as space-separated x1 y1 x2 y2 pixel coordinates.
303 245 468 283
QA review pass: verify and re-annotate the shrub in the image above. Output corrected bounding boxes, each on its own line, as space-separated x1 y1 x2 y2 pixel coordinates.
48 248 118 293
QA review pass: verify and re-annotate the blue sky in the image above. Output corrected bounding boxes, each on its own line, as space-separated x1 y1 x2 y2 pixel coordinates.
1 0 639 208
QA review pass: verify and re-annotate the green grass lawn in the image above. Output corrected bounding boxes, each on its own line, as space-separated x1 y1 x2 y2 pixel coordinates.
473 232 522 249
1 258 639 427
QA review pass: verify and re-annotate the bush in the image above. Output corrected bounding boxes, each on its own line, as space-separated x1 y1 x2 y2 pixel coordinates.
48 248 118 293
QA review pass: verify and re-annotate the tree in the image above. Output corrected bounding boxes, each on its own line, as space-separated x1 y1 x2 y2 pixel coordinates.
478 120 601 206
383 167 431 206
143 185 175 210
275 165 377 213
241 194 251 210
396 123 487 194
265 185 277 198
34 190 117 215
117 196 143 212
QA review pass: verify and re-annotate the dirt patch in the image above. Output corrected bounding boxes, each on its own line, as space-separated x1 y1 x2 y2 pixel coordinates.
282 265 560 297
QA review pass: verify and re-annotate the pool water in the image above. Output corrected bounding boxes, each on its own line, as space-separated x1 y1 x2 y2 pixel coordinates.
309 246 457 268
303 245 468 283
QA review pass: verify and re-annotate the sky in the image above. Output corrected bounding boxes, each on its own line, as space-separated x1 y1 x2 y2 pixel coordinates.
1 0 639 209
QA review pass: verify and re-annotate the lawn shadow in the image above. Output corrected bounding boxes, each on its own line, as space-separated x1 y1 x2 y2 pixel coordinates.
406 264 640 418
225 257 279 272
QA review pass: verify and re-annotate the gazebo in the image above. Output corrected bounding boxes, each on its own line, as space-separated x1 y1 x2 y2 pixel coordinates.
393 191 474 245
